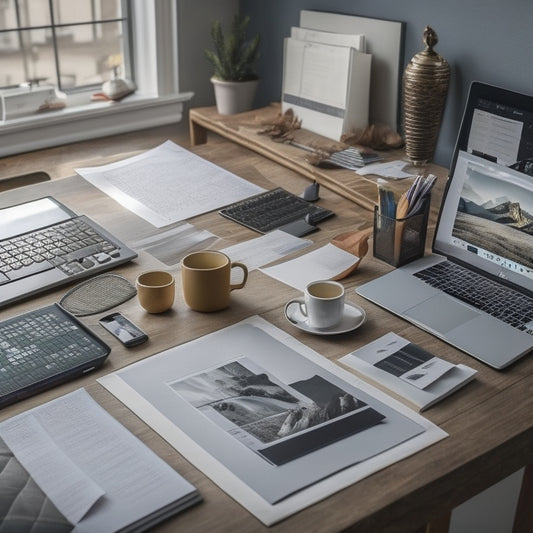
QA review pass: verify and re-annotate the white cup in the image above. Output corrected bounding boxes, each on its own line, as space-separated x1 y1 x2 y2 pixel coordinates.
290 280 345 329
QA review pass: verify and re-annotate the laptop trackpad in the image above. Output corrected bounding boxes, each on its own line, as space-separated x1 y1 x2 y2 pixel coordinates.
404 293 480 334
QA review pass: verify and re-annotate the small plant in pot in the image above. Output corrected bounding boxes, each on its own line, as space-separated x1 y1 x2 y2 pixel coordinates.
205 14 260 115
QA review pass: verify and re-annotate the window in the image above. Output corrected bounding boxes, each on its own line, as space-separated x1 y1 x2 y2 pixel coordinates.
0 0 192 157
0 0 130 92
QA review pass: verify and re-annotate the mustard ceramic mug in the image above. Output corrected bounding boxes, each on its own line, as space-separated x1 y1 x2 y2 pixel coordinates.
181 251 248 312
136 270 175 313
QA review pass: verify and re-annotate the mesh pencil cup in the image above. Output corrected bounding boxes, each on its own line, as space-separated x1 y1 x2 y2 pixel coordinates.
373 196 430 267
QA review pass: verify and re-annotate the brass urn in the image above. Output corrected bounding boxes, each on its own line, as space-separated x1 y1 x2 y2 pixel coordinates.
402 26 450 166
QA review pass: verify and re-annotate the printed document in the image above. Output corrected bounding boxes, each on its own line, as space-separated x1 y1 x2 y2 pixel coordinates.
76 140 264 227
282 36 371 140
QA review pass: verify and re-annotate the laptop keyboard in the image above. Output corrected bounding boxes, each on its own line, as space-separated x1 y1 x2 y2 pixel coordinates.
0 217 121 284
219 187 334 233
0 303 110 407
414 261 533 334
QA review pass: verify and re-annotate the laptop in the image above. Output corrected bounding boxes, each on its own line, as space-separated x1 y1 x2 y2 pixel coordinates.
0 196 137 308
357 82 533 369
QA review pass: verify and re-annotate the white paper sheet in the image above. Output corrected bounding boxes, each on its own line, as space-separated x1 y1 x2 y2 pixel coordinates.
357 160 415 179
259 243 359 291
220 230 312 272
98 316 447 526
290 26 365 52
76 140 264 227
0 414 104 524
129 223 218 266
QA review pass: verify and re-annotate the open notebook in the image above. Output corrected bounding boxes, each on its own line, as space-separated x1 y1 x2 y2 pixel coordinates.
358 82 533 369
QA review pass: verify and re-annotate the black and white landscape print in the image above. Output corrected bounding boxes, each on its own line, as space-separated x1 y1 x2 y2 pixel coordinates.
170 357 385 465
452 164 533 269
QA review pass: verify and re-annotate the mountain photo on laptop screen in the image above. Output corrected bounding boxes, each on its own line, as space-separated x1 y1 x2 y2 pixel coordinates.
453 157 533 277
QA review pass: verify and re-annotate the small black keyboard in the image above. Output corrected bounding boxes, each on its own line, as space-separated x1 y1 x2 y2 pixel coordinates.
0 303 110 407
219 187 334 234
414 261 533 334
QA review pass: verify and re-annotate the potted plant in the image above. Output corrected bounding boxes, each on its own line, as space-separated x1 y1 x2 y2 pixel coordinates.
205 14 260 115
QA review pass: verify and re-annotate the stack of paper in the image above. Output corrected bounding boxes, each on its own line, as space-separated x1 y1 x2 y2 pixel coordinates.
281 26 372 141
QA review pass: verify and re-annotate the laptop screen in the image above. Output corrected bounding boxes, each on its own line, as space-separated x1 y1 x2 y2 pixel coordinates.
0 197 74 240
433 82 533 294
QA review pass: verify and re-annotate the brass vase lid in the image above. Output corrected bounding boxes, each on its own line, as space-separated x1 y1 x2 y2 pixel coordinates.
407 26 450 73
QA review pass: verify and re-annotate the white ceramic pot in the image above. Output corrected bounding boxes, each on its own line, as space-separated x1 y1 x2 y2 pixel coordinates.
211 77 258 115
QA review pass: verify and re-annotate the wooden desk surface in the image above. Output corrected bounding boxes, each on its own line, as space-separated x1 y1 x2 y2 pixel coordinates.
0 127 532 533
189 104 447 215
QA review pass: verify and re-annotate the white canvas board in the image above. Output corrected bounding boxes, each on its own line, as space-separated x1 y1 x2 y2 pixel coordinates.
300 10 404 130
99 316 447 526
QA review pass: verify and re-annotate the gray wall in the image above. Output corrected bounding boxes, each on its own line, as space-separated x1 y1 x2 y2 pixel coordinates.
240 0 533 168
177 0 239 111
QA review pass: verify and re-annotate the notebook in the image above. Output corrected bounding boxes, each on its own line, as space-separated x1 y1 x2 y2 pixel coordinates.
357 82 533 369
0 196 137 308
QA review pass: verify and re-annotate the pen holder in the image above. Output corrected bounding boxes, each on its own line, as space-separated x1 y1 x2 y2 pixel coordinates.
373 197 430 267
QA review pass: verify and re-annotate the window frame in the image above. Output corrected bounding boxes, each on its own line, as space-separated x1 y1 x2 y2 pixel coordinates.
0 0 192 158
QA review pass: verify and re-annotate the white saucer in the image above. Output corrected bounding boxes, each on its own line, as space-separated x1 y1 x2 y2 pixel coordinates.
284 300 366 335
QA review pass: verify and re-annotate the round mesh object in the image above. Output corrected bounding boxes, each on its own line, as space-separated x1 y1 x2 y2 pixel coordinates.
59 273 137 316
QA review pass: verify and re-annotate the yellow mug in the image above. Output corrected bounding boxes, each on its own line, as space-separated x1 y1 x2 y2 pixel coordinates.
181 251 248 312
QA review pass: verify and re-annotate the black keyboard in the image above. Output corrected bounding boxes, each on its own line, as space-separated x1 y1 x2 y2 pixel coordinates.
219 188 334 233
414 261 533 334
0 303 110 407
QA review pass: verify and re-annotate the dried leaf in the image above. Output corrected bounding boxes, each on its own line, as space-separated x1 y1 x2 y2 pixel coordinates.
342 124 404 150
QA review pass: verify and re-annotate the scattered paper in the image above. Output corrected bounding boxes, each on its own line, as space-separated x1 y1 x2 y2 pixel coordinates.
76 140 264 227
260 243 359 291
357 160 415 179
220 230 312 272
129 223 218 266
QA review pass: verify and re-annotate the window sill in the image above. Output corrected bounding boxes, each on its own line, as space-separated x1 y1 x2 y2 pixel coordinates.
0 91 193 157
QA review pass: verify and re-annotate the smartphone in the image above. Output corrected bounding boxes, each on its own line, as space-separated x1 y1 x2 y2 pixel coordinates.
99 312 148 347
